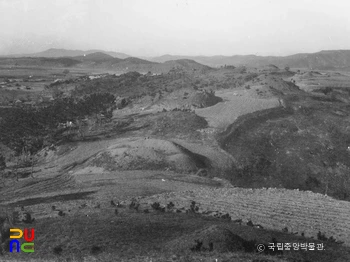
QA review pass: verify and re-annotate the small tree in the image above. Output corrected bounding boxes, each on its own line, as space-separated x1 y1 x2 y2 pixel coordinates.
63 69 70 75
0 154 5 170
29 155 38 179
52 88 64 99
0 154 6 187
285 66 290 71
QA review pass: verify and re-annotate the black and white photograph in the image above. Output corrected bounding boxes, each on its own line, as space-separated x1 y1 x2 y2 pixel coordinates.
1 0 350 261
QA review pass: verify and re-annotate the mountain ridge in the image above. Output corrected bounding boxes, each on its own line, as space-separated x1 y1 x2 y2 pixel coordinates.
150 50 350 70
3 49 350 71
1 48 131 59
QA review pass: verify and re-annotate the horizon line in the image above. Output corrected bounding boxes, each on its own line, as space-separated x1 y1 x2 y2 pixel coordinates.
1 48 350 59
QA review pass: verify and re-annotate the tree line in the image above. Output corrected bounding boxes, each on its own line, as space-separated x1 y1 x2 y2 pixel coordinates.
0 92 116 156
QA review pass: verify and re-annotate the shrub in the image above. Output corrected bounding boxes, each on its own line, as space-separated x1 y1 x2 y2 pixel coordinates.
0 154 5 171
53 246 63 255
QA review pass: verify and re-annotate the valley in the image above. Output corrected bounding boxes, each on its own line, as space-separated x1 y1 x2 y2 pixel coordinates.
1 52 350 262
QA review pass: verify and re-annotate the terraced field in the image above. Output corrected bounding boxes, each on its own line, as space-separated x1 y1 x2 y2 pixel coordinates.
2 177 350 262
140 187 350 246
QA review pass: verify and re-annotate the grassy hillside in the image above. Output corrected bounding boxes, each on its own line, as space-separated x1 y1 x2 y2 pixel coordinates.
218 94 350 201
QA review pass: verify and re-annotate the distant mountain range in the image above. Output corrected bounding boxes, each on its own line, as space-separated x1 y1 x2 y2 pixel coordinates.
2 48 350 71
0 51 209 74
150 50 350 70
1 48 131 59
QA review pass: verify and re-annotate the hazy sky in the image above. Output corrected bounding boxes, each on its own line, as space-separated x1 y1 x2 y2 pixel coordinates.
0 0 349 56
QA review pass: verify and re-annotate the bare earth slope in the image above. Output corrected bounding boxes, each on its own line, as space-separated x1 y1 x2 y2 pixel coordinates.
195 89 280 129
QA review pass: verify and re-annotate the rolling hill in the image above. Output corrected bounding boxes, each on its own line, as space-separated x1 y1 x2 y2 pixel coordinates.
164 59 212 72
73 52 121 63
77 52 115 61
